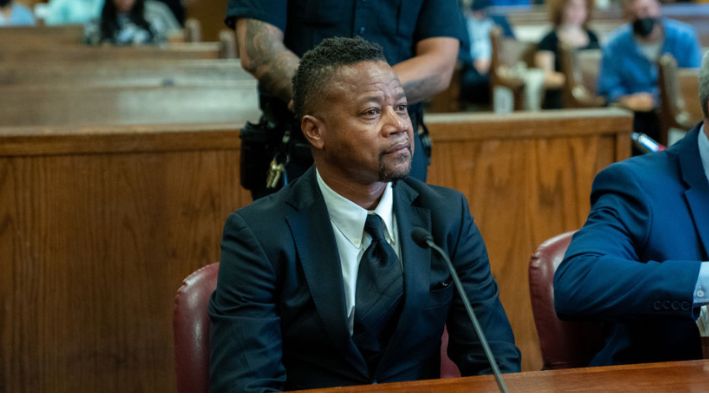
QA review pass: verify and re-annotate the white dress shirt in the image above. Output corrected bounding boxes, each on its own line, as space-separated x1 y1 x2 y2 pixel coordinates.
316 170 401 335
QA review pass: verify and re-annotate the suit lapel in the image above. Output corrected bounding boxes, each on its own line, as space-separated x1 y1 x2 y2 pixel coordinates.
678 125 709 259
376 179 431 375
284 169 368 377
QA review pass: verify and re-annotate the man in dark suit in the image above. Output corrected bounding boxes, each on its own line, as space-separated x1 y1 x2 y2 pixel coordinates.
554 51 709 366
208 36 520 392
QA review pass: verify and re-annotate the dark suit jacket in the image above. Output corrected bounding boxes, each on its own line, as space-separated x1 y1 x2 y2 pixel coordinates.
208 168 520 392
555 124 709 365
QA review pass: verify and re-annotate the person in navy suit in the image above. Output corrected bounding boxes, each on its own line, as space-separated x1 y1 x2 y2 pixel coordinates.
208 36 520 392
554 51 709 366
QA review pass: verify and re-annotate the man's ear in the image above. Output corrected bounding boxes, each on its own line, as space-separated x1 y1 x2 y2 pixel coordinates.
301 115 325 150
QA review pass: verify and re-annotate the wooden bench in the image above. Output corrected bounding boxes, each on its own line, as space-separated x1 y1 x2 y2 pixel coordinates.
0 108 631 391
490 27 537 111
0 83 259 127
0 59 253 88
499 3 709 45
0 24 85 45
0 40 236 62
559 45 604 108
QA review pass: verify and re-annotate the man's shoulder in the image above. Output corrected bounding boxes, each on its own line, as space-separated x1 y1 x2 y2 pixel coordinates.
663 18 697 37
398 177 466 210
595 147 679 196
603 24 633 51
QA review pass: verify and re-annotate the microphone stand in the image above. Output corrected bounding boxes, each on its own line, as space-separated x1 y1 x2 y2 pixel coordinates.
415 230 509 393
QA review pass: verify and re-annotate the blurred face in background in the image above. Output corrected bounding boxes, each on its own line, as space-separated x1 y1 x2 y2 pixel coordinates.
114 0 136 13
563 0 588 26
624 0 661 20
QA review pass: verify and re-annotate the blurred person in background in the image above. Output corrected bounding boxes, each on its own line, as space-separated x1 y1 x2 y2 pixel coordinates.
459 0 515 107
0 0 36 26
84 0 180 45
40 0 103 26
597 0 700 142
535 0 600 109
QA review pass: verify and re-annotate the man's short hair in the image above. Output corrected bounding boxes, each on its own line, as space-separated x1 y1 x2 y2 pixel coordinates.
700 50 709 118
292 36 387 119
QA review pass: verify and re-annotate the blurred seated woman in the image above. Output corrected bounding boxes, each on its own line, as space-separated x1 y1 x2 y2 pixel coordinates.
85 0 180 45
0 0 35 26
535 0 599 109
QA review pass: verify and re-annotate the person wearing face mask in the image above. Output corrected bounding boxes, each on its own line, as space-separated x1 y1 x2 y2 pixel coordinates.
0 0 35 26
597 0 701 144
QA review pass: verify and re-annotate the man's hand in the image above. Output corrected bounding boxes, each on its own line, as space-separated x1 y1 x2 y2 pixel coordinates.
618 92 656 112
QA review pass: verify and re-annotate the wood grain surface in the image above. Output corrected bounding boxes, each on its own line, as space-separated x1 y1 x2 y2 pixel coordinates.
0 109 631 391
307 359 709 392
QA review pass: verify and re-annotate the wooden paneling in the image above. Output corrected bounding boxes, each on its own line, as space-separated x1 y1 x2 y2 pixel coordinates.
186 0 229 42
0 59 253 88
0 125 252 392
0 109 631 391
0 85 258 128
0 42 226 63
426 109 632 372
679 69 703 124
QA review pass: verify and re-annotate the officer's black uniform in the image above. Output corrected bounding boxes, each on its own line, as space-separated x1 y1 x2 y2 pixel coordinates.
228 0 465 198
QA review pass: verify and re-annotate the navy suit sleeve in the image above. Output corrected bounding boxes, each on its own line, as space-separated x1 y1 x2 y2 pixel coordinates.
445 194 521 374
554 163 700 322
208 213 286 392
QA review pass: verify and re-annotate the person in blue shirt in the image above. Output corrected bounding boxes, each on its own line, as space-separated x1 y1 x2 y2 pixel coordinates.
555 50 709 366
597 0 701 142
0 0 35 26
459 0 516 106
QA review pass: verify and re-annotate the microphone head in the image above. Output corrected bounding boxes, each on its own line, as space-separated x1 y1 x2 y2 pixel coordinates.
411 227 433 248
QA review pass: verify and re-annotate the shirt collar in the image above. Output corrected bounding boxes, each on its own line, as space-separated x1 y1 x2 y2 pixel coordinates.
698 124 709 185
316 169 395 249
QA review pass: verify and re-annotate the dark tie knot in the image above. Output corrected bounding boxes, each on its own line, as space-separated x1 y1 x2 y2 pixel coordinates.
364 214 388 244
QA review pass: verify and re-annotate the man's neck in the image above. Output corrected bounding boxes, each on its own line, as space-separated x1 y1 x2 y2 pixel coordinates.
316 167 387 210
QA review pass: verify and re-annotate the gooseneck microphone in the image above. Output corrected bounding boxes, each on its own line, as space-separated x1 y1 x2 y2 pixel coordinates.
411 227 509 393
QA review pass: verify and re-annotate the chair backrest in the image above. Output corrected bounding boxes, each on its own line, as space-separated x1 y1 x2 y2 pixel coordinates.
173 262 219 393
528 231 607 370
173 263 460 392
559 44 604 108
489 27 537 110
657 54 696 145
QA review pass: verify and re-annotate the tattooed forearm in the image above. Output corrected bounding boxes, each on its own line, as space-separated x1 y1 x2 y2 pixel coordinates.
400 76 445 105
236 18 300 103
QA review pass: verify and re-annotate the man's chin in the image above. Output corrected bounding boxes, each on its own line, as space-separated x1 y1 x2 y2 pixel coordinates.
379 163 412 181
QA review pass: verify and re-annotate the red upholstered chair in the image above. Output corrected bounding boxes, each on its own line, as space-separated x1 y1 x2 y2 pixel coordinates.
528 231 607 370
173 262 219 392
173 262 460 392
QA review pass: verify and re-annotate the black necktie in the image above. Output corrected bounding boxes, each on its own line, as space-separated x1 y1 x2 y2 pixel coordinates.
353 213 404 372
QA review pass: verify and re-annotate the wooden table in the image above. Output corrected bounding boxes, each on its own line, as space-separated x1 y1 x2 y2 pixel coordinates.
309 360 709 392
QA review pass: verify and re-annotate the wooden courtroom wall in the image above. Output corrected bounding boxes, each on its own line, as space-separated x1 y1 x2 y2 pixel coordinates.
0 125 251 392
0 109 631 391
427 109 632 372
